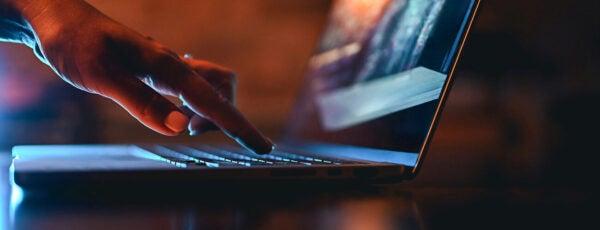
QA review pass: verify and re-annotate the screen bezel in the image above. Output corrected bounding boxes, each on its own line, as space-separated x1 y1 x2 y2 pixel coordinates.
410 0 481 177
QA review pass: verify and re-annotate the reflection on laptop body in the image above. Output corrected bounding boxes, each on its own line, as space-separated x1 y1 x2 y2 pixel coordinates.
11 0 480 190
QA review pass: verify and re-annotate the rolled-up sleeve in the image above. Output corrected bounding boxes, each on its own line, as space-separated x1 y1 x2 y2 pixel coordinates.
0 7 46 63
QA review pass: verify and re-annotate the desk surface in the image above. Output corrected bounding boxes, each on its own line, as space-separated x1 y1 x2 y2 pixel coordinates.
0 153 594 230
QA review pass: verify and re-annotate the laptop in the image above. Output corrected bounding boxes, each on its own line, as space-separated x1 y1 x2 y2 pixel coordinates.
10 0 480 191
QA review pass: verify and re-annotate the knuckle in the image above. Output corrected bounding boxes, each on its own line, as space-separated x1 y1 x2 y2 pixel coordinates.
144 42 179 65
151 50 175 66
205 69 236 86
223 71 237 86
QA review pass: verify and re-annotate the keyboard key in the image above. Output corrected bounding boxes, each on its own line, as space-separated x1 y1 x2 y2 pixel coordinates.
135 144 361 168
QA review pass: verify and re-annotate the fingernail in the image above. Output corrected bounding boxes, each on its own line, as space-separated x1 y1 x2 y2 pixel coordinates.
262 140 276 154
240 136 274 155
263 138 275 154
165 111 188 133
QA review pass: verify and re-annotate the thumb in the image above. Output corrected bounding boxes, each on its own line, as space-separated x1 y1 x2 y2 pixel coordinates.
104 77 189 136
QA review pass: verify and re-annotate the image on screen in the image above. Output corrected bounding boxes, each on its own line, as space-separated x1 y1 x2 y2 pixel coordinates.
285 0 475 153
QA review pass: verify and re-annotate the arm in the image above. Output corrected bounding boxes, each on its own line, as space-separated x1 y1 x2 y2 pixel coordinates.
0 0 273 154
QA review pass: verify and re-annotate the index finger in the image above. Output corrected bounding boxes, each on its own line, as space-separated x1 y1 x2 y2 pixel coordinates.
146 54 273 154
181 76 273 154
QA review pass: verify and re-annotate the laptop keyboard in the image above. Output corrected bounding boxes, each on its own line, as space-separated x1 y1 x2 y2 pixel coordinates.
136 144 361 168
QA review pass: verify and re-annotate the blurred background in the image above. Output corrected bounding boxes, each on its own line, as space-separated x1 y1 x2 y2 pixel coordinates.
0 0 598 188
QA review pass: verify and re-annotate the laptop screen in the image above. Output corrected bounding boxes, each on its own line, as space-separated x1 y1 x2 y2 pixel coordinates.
283 0 477 156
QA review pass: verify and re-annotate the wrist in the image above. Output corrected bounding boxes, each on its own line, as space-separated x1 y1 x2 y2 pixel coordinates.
9 0 86 43
2 0 102 63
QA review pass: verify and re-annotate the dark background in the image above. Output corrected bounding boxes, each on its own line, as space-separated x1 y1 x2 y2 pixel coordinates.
0 0 598 188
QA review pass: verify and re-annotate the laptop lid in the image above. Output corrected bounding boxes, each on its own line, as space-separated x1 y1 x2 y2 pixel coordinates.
281 0 480 176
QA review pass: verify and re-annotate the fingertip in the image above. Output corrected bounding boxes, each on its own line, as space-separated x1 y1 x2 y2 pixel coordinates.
164 111 189 133
236 135 274 155
255 140 275 155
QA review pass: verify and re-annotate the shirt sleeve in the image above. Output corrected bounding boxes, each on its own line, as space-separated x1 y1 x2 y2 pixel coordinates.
0 7 46 63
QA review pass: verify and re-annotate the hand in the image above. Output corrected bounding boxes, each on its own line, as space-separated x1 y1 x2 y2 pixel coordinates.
7 0 273 154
